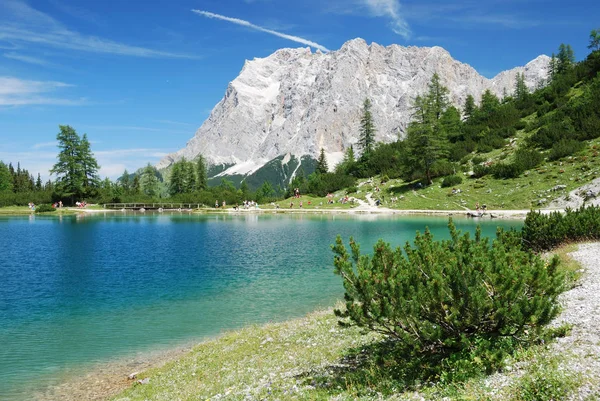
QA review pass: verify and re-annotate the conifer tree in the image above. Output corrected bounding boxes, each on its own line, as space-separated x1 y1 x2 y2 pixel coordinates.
196 155 208 191
183 159 196 193
557 43 575 74
514 72 529 101
141 163 159 197
35 173 42 191
169 160 185 196
359 98 375 156
427 73 449 120
51 125 86 202
131 175 141 194
240 180 250 199
316 148 328 174
463 94 476 121
79 133 100 196
0 161 12 192
589 28 600 51
548 53 558 81
404 74 450 184
120 169 131 194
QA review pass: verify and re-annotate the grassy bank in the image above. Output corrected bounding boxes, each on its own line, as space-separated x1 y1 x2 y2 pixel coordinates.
0 206 80 216
111 246 588 401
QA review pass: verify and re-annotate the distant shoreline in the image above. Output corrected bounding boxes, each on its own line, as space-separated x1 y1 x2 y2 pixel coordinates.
1 205 562 219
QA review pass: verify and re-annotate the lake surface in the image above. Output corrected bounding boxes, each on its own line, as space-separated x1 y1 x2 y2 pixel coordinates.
0 213 522 400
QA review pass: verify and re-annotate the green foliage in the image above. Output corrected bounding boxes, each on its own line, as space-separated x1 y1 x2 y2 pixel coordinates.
590 28 600 51
523 206 600 252
472 164 490 178
316 148 329 174
141 163 160 197
359 98 376 156
333 220 564 379
441 175 463 187
511 356 579 401
491 162 523 179
51 125 100 202
307 172 356 197
548 139 585 161
0 161 12 192
34 204 56 213
196 155 208 191
514 148 544 170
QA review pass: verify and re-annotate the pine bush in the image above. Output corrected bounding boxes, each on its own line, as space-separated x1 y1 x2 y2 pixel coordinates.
441 175 463 188
333 220 564 368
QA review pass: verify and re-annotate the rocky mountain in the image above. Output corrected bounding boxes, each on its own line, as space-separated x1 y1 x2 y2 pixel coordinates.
158 38 549 188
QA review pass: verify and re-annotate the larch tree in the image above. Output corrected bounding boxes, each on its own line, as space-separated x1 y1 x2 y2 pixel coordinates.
404 74 450 185
359 98 376 156
514 72 529 101
78 133 100 197
50 125 86 203
557 43 575 74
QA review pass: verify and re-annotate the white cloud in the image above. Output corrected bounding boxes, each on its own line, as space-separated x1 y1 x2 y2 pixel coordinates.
0 76 83 106
359 0 410 38
0 0 195 59
4 51 50 66
32 141 58 150
191 9 329 52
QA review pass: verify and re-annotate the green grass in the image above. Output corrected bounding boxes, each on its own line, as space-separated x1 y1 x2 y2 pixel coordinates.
111 244 591 401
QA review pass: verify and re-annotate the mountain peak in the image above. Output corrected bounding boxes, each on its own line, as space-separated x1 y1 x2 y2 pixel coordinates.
157 40 549 177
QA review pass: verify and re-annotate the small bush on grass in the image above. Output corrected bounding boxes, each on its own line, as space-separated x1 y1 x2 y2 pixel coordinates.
441 175 463 188
333 220 565 384
34 204 56 213
548 139 585 161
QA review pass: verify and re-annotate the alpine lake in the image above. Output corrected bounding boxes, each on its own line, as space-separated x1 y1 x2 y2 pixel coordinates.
0 212 522 400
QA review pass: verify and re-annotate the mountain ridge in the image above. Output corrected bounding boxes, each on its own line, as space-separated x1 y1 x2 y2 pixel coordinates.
157 38 549 184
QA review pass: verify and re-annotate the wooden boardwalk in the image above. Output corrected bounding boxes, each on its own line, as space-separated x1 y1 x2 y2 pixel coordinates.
103 203 202 210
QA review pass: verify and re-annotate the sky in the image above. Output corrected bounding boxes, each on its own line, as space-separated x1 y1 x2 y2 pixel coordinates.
0 0 598 180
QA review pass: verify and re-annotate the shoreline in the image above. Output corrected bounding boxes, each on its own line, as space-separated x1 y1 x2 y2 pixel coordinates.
1 206 562 219
35 242 600 401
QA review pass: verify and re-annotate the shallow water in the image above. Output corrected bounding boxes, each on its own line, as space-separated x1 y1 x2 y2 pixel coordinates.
0 212 521 400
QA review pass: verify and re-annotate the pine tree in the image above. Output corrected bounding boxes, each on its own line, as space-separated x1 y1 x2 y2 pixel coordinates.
120 169 131 194
169 160 185 196
141 163 159 197
131 175 141 194
589 28 600 51
514 72 529 101
557 43 575 74
548 53 558 81
196 155 208 191
35 173 42 191
359 98 375 156
240 180 250 199
0 161 12 192
463 94 476 121
316 148 328 174
51 125 85 203
183 160 196 193
78 133 100 196
480 89 500 115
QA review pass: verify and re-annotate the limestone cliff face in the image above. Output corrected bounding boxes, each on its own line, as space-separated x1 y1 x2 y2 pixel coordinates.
158 38 549 176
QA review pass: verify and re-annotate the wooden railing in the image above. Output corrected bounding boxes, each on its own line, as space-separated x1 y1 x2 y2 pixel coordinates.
103 203 202 210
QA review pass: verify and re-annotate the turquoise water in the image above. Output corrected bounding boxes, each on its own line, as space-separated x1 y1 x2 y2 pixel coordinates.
0 213 522 400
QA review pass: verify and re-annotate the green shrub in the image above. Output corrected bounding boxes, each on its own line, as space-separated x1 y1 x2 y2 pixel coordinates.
333 220 564 378
472 164 490 178
471 156 486 165
346 186 358 194
441 175 463 188
514 148 544 171
34 204 56 213
548 139 585 161
491 162 523 179
522 206 600 251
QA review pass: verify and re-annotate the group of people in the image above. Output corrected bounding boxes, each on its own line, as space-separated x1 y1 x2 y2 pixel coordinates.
27 202 36 211
293 188 301 198
475 202 487 212
51 201 63 208
75 201 87 208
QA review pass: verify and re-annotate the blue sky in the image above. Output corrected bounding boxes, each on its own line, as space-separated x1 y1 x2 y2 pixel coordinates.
0 0 598 180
